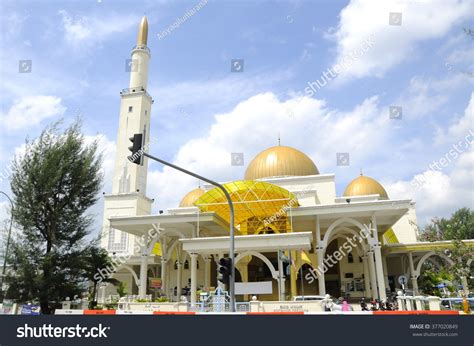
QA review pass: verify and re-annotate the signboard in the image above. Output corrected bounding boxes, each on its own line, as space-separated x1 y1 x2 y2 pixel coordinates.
20 304 41 315
149 278 162 289
398 275 407 286
235 281 273 295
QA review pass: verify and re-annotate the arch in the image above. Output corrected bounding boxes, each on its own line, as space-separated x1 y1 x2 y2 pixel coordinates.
414 251 455 277
327 233 365 258
234 251 279 280
322 217 368 248
327 226 369 253
114 264 139 286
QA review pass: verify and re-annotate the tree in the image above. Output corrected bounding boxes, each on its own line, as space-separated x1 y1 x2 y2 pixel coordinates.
419 208 474 241
6 122 103 313
417 208 474 294
84 246 118 309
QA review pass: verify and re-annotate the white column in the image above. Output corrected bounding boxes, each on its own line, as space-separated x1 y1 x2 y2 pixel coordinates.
371 215 386 301
190 253 198 306
160 258 167 296
138 234 149 298
373 246 387 300
316 248 326 295
362 254 372 298
315 216 325 296
367 251 378 299
204 257 211 292
408 253 419 295
176 261 182 301
278 250 286 301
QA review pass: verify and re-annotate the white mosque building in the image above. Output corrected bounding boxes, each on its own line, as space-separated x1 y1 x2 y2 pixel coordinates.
99 17 472 307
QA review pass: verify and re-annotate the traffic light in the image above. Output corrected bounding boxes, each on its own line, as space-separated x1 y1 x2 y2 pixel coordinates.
128 133 143 165
217 257 232 286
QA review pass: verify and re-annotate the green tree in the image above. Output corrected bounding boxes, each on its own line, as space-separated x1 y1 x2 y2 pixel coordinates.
419 208 474 241
84 246 119 309
418 208 474 294
6 122 103 314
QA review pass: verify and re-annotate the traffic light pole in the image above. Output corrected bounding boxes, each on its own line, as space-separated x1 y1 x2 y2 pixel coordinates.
141 152 236 312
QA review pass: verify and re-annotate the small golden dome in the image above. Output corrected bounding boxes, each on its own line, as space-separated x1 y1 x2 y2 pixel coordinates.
244 145 319 180
179 187 205 207
343 175 388 199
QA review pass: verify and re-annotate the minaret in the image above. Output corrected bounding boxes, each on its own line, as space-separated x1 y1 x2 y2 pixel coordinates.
112 16 153 195
101 16 154 255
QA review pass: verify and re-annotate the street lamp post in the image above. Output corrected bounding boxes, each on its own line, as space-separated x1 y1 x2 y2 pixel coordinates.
141 152 236 312
0 191 13 302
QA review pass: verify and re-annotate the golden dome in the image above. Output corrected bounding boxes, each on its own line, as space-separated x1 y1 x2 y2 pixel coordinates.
179 187 205 207
343 175 388 199
244 145 319 180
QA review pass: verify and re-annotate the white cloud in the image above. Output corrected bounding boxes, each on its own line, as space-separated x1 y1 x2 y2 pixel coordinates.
58 10 138 48
387 148 473 223
434 92 473 145
328 0 471 81
146 92 396 211
1 95 66 131
84 134 116 192
386 94 474 223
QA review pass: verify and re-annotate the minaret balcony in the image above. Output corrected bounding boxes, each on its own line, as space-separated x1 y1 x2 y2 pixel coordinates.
131 44 151 56
120 87 154 103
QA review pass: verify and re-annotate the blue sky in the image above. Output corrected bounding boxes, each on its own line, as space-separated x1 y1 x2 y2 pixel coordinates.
0 0 473 233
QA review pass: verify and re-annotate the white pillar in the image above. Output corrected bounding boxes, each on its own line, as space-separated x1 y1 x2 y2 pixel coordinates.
367 250 378 299
373 245 387 301
160 258 167 296
362 254 372 298
278 250 286 301
190 253 198 306
371 215 386 301
408 252 419 295
139 235 149 298
176 261 182 301
317 248 326 295
315 217 325 295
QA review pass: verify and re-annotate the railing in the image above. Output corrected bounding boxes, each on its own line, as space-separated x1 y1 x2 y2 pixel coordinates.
120 87 153 101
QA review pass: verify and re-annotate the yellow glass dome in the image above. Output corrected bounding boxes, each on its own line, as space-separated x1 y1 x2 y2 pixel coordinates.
244 145 319 180
343 175 388 199
179 187 205 207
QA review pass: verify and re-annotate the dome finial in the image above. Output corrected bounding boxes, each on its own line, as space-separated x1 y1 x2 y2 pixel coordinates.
278 132 281 146
360 168 363 176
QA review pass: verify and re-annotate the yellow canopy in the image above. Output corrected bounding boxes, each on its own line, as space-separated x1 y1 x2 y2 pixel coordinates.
194 180 298 232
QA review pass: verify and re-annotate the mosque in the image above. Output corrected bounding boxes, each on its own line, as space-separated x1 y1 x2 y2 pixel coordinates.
99 16 472 306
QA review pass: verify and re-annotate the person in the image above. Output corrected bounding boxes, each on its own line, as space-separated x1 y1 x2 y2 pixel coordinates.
360 297 368 311
321 294 333 312
341 300 350 311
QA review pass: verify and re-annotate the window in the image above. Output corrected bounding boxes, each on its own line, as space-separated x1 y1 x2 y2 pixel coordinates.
128 106 133 112
348 253 354 263
107 228 128 252
359 256 363 263
184 260 189 269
